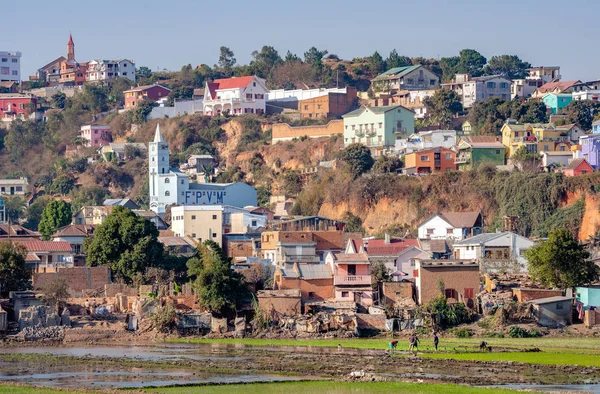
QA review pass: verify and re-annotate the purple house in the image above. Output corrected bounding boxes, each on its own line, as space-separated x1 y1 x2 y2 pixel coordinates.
580 134 600 169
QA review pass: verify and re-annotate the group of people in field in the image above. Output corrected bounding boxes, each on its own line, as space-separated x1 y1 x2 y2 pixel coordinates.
386 332 490 354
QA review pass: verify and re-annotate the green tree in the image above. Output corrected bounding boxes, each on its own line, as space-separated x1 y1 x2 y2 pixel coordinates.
483 55 531 79
24 196 53 230
256 185 271 207
563 100 600 130
50 175 75 195
131 100 157 124
439 56 460 81
38 200 72 240
525 228 598 288
51 92 67 109
423 89 463 128
136 66 153 80
369 51 385 75
385 50 412 69
456 49 487 77
251 46 283 79
517 101 548 123
0 242 31 296
3 197 26 223
218 46 236 76
187 240 248 316
343 211 365 234
69 186 107 212
84 206 164 283
511 146 539 172
283 170 303 196
372 155 404 174
342 144 375 179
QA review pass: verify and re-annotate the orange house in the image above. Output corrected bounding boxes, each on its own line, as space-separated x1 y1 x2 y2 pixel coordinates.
124 84 172 110
404 147 457 174
556 158 593 177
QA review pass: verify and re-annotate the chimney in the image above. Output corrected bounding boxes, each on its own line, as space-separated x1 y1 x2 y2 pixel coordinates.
385 233 391 244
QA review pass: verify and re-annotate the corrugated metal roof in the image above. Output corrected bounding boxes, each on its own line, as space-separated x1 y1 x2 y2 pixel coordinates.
531 296 572 305
297 264 332 279
454 232 505 245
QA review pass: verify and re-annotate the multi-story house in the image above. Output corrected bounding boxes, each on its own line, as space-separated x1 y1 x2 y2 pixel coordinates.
261 231 320 267
0 93 37 122
80 125 112 147
0 177 28 196
527 66 561 84
0 51 21 82
453 232 535 273
59 34 88 87
86 59 135 83
531 80 580 99
501 122 575 157
414 259 480 307
203 76 268 116
404 147 457 174
325 251 373 307
35 57 66 85
266 87 357 119
542 93 573 114
14 239 75 272
342 105 415 156
124 84 172 110
443 74 511 108
371 65 440 95
579 134 600 168
512 66 562 99
274 263 333 303
417 212 483 241
52 224 96 265
455 136 506 171
346 236 424 277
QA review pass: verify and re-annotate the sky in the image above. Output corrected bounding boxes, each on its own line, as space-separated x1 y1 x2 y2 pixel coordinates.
1 0 599 81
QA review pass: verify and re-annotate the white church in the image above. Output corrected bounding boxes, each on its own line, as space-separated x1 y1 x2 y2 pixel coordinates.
149 124 257 215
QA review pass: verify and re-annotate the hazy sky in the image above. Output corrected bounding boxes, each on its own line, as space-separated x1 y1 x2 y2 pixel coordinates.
2 0 598 81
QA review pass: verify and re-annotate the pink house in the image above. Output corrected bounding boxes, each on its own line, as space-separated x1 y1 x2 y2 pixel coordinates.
80 125 112 147
556 158 594 177
326 251 373 306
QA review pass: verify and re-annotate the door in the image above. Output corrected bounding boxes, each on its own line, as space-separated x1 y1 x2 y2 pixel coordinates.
10 187 14 195
347 264 356 276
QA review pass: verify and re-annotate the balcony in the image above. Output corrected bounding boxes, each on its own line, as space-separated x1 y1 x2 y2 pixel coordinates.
455 154 471 164
282 254 320 263
334 275 372 286
394 128 407 135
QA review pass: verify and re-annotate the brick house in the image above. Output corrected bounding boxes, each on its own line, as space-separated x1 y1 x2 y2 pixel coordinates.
404 147 457 174
325 251 372 306
0 93 37 121
346 236 422 276
555 158 593 177
11 240 75 272
414 259 480 307
298 87 357 120
124 84 172 110
274 263 333 302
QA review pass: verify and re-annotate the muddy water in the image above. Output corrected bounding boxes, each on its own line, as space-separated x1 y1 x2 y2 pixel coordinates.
498 383 600 393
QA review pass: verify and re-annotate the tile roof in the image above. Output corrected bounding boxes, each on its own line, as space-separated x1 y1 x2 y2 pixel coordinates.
565 158 591 170
313 231 345 251
25 253 41 262
536 80 580 94
12 240 73 253
53 224 96 237
0 224 38 237
440 212 481 229
429 239 449 253
366 238 420 256
460 136 504 148
124 84 172 93
331 252 370 264
212 76 255 90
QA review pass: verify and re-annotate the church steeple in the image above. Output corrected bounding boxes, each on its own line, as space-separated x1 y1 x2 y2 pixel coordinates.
67 33 75 61
154 124 163 142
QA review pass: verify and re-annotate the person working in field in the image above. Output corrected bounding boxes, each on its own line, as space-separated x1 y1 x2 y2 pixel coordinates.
433 332 439 352
388 340 398 352
408 334 420 353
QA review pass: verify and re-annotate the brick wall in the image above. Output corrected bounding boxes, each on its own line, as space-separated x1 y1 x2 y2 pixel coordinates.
356 313 386 330
33 267 111 295
298 88 357 120
418 265 480 306
382 282 414 305
271 120 343 143
258 295 301 317
105 283 137 297
513 288 564 302
276 277 333 301
224 239 255 259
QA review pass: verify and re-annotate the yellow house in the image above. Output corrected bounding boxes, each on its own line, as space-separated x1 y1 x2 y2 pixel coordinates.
501 123 571 157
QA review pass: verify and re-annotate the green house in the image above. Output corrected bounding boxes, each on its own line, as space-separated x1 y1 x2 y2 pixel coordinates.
455 136 505 171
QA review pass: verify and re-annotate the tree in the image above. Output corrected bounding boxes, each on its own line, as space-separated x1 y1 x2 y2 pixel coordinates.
251 46 283 80
563 100 600 130
342 144 375 179
456 49 487 77
187 240 248 316
283 170 303 196
38 277 69 314
511 146 540 172
51 92 67 109
284 50 300 63
3 197 26 223
517 101 548 124
385 50 412 69
38 200 72 240
136 66 153 80
271 61 313 89
131 100 157 124
84 206 164 283
343 211 365 234
0 242 30 297
50 175 75 195
218 46 236 76
439 56 460 81
369 51 385 75
69 186 107 212
525 228 598 288
256 185 271 207
423 89 463 128
372 155 404 174
24 196 53 230
483 55 531 79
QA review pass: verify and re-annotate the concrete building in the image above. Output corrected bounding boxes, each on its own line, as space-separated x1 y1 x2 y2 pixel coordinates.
170 205 267 246
443 74 511 108
80 125 111 147
98 142 146 161
59 34 88 87
395 129 456 153
418 212 483 241
124 84 172 110
0 93 37 123
580 134 600 168
453 232 535 273
148 124 257 215
404 147 457 174
13 239 74 272
342 105 415 156
274 263 333 303
86 59 135 82
414 259 480 307
540 151 573 171
531 80 580 99
371 65 440 95
575 286 600 308
531 296 573 327
501 122 574 157
0 178 28 196
148 99 204 119
204 76 268 116
325 251 373 307
0 51 21 82
542 93 573 114
266 87 357 119
52 224 96 265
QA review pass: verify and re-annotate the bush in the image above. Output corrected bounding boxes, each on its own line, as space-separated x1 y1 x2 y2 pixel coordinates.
426 296 472 329
453 327 472 338
149 305 176 333
508 325 539 338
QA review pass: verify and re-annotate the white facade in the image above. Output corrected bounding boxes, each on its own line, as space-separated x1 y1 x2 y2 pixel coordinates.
526 66 561 84
573 91 600 101
443 74 511 108
0 51 21 82
149 124 257 215
204 76 268 116
266 87 348 101
86 59 135 82
540 151 573 168
395 130 456 153
396 246 430 279
418 215 464 240
0 177 28 195
511 79 539 100
148 99 204 119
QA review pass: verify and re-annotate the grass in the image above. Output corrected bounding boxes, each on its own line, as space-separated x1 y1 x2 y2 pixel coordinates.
0 385 90 394
142 381 532 394
419 351 600 367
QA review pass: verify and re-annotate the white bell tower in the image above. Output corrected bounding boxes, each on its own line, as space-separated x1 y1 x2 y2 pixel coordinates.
149 124 169 213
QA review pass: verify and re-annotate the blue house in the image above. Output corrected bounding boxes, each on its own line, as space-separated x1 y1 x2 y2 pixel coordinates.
575 286 600 307
592 120 600 134
542 93 573 114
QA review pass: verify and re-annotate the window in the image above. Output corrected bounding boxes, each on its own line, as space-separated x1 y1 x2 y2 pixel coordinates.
407 78 414 85
165 191 170 196
446 228 453 235
430 79 436 86
246 93 252 100
1 58 6 62
12 70 17 76
308 292 315 298
444 288 456 299
582 170 588 174
420 155 429 161
253 82 256 87
165 178 170 183
212 215 217 220
12 59 17 63
487 82 496 88
378 122 382 129
304 105 308 110
445 153 452 160
464 288 474 298
556 302 564 310
181 179 184 185
0 67 8 75
317 104 322 109
212 233 217 238
341 291 349 298
251 220 257 227
426 228 434 235
191 215 196 220
192 233 196 238
501 83 508 89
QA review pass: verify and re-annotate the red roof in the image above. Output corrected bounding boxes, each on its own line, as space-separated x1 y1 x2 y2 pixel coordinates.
536 80 579 94
68 33 74 46
207 82 219 100
366 238 419 256
212 76 255 90
12 240 73 253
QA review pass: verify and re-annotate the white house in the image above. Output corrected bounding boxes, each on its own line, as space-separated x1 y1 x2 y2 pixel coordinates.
0 51 21 82
417 212 483 241
443 74 511 108
452 232 536 272
395 129 457 153
203 76 268 116
540 151 573 170
86 59 135 82
0 177 28 196
149 124 257 215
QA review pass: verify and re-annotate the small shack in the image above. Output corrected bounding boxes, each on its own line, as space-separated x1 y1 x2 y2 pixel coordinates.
257 289 301 319
531 296 573 327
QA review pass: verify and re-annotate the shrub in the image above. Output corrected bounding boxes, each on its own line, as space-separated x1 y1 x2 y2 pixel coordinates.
149 305 176 333
508 325 539 338
453 328 472 338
